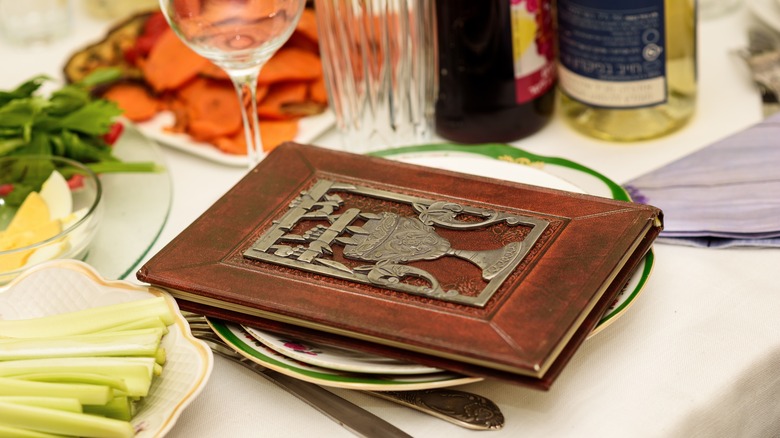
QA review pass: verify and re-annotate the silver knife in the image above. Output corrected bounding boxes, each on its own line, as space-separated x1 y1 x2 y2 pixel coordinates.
185 313 505 431
199 334 414 438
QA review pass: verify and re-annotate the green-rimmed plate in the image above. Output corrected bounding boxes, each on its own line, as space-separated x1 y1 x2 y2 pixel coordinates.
372 142 654 335
209 320 482 391
210 143 654 388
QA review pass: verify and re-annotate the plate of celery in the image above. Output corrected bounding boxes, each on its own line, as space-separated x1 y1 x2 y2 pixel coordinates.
0 259 213 437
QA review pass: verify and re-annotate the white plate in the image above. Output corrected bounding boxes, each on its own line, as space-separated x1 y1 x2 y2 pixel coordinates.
136 110 335 167
747 0 780 32
398 153 585 194
209 320 482 391
0 260 213 438
242 325 442 375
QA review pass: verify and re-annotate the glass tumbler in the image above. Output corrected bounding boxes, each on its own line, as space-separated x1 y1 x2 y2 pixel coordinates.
0 0 71 46
313 0 436 153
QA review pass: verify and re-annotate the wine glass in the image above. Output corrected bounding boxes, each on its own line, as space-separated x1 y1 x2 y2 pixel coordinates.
159 0 305 168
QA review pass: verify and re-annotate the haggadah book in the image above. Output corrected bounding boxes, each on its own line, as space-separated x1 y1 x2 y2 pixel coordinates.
137 142 662 389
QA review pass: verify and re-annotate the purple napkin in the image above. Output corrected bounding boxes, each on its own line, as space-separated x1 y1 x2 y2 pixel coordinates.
623 112 780 248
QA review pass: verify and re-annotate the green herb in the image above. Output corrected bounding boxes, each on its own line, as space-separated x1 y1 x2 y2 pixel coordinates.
0 71 160 206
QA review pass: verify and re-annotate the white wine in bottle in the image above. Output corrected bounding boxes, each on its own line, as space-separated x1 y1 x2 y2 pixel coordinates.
556 0 697 141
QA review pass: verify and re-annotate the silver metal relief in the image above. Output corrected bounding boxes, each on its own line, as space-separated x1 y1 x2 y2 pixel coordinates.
243 179 549 307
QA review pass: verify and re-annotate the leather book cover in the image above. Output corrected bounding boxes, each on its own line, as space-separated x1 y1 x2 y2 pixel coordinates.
137 142 663 388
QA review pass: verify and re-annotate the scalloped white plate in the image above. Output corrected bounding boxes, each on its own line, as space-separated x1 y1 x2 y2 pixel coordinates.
0 260 213 438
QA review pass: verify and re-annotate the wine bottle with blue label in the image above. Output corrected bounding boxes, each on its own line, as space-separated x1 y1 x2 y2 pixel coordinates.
556 0 697 141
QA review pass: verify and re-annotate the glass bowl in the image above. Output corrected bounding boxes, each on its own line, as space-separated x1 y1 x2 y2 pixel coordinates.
0 155 103 283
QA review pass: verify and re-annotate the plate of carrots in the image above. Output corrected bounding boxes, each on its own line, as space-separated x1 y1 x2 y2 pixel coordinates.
65 8 333 167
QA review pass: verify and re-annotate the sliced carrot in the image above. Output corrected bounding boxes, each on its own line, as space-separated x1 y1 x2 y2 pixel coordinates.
200 47 322 85
258 47 322 85
295 8 319 45
102 83 161 122
261 119 299 151
214 119 298 154
176 77 212 103
173 0 201 16
141 28 210 92
180 79 244 140
214 132 246 155
284 32 320 54
308 76 328 104
198 61 230 81
257 82 309 119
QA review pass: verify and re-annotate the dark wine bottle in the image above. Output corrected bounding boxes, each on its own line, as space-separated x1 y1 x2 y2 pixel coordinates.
434 0 556 143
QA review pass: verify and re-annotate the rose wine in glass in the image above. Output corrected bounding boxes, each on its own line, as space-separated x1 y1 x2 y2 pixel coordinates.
159 0 305 167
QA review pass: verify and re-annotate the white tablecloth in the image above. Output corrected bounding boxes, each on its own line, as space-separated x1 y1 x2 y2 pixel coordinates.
2 3 779 437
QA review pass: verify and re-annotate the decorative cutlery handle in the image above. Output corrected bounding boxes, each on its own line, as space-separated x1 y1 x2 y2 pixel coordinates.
369 389 504 430
184 312 504 432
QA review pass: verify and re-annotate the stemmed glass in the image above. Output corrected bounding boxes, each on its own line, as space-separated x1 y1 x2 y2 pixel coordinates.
159 0 305 168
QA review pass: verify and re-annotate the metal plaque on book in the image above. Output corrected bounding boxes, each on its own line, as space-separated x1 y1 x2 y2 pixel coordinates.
244 179 549 307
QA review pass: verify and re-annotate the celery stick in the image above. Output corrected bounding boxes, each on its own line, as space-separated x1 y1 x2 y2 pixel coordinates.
11 372 128 393
0 356 156 378
0 377 112 405
0 296 174 338
0 424 67 438
0 400 135 438
0 328 164 360
96 316 170 334
0 396 82 413
83 396 133 421
154 347 166 365
0 357 156 397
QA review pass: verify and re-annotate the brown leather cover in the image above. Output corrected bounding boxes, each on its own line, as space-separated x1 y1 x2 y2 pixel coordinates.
137 142 663 389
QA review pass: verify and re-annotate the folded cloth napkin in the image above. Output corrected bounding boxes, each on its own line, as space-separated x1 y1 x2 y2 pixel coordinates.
623 112 780 248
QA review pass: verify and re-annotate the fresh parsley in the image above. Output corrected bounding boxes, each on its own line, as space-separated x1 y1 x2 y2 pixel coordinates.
0 71 160 206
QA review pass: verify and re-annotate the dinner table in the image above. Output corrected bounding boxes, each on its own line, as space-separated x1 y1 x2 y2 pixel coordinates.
2 2 780 437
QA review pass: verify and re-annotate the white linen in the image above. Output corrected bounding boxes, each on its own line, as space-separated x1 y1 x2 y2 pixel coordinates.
2 5 779 437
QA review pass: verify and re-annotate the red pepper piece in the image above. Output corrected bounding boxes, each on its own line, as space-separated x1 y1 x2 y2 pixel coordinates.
0 183 14 196
102 122 125 146
67 174 85 190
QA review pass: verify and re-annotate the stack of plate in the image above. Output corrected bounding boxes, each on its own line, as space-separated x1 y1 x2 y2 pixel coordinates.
203 145 656 390
207 319 483 391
